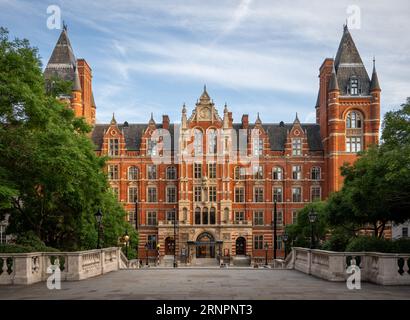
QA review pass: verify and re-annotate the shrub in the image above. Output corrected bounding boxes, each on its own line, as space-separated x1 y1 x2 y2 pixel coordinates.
0 244 34 253
392 238 410 253
321 233 350 252
15 231 59 252
345 236 393 253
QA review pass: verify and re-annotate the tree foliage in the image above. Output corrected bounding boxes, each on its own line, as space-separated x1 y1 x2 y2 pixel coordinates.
0 27 137 251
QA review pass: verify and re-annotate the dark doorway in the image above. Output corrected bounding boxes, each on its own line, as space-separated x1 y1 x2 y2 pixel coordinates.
165 237 175 255
236 237 246 255
195 232 215 258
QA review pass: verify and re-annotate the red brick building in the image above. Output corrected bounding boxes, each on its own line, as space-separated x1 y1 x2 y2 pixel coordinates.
44 25 380 265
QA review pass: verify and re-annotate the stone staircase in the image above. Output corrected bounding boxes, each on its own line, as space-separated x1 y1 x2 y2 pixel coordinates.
162 255 175 267
232 255 251 267
192 258 219 267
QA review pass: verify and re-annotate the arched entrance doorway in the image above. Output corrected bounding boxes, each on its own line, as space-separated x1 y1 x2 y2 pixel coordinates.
196 232 215 258
236 237 246 255
165 237 175 255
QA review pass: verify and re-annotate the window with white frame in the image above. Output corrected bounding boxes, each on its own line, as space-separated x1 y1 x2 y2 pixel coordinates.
311 167 321 180
253 165 263 180
235 187 245 203
253 211 264 226
292 165 302 180
235 211 245 222
194 186 202 202
292 210 298 224
292 187 302 202
128 211 135 223
311 186 321 202
208 129 217 154
109 139 119 156
147 138 157 156
254 235 264 249
292 138 302 156
166 186 177 203
108 165 119 180
208 163 216 179
346 111 362 129
194 163 202 179
349 78 359 95
209 186 217 202
147 187 157 203
128 187 138 203
346 136 362 153
194 129 203 155
166 210 176 222
273 167 283 180
273 187 283 203
254 187 264 202
274 211 283 226
166 166 176 180
235 167 246 180
253 138 263 156
128 166 138 180
147 165 157 180
147 211 157 226
276 235 283 250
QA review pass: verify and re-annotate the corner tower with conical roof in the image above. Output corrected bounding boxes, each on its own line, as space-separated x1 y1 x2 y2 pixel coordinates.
44 25 96 125
316 25 381 195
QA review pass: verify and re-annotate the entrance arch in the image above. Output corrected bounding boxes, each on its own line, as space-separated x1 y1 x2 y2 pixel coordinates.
196 232 215 258
236 237 246 255
165 237 175 255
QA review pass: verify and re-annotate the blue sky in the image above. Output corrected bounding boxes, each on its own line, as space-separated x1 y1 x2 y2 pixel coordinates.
1 0 409 124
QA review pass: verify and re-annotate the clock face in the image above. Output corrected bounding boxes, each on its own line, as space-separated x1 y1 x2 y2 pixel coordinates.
200 108 211 119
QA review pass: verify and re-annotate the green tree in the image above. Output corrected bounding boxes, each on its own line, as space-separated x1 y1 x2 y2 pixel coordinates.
0 27 137 251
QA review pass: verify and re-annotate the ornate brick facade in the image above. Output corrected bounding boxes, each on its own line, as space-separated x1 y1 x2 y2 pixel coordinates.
45 25 380 264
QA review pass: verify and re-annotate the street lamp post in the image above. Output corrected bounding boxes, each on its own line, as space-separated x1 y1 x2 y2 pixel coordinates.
135 198 138 231
264 242 269 266
173 206 178 268
308 209 318 249
283 232 289 259
273 199 277 260
94 208 103 249
144 242 149 266
123 229 130 259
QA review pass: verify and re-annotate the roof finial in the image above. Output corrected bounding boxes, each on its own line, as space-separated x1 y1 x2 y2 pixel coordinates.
373 56 376 70
111 113 116 125
224 102 228 113
255 112 262 124
295 112 300 123
63 20 67 31
204 84 207 92
182 103 186 113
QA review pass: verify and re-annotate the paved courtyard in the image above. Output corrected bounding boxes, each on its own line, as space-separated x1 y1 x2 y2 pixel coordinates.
0 269 409 300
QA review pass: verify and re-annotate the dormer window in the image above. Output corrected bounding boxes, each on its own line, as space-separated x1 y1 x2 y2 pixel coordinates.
147 138 157 156
292 138 302 156
350 78 359 95
253 138 263 156
108 139 119 156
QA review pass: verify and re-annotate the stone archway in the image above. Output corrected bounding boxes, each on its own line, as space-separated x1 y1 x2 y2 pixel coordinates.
195 232 215 258
165 237 175 255
236 237 246 255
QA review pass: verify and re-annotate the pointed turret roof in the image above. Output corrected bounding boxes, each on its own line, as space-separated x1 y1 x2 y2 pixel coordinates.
72 66 82 91
44 27 77 83
293 112 300 124
315 91 320 108
328 63 339 91
370 58 381 91
110 113 117 125
333 24 370 95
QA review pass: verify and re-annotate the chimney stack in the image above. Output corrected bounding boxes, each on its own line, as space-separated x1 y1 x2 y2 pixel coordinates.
162 115 170 130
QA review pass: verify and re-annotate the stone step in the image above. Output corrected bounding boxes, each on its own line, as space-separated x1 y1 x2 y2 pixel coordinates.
192 258 219 267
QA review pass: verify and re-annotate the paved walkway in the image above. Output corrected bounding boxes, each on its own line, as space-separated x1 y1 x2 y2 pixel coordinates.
0 269 409 300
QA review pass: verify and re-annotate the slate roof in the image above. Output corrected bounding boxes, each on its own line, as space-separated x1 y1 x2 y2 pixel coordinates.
334 25 370 95
44 28 77 83
91 123 323 152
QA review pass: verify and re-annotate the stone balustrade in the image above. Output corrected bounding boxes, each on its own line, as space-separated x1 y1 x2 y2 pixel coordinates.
0 247 121 285
289 247 410 285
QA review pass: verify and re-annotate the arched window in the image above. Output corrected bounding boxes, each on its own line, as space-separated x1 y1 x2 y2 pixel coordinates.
273 167 283 180
311 167 321 180
202 207 209 225
128 166 138 180
346 111 362 129
195 207 201 224
210 207 216 225
208 129 217 154
166 166 176 180
193 129 203 155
